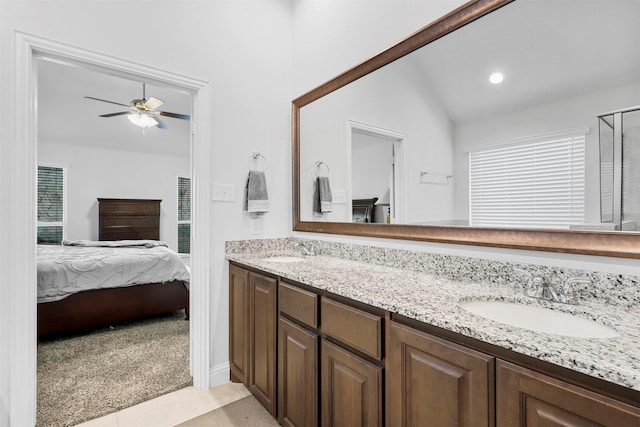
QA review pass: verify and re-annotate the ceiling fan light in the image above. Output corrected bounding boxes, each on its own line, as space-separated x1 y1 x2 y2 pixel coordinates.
127 112 158 128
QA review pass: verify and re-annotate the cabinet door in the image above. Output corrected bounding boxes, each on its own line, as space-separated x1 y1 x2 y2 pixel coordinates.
387 322 495 427
249 272 278 416
229 264 250 385
497 360 640 427
279 317 318 427
321 339 382 427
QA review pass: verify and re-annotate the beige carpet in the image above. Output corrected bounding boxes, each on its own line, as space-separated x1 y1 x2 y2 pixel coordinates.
37 311 192 427
176 396 280 427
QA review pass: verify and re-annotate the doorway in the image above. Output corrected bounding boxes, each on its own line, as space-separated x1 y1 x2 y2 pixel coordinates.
11 33 211 426
36 56 193 424
348 121 405 224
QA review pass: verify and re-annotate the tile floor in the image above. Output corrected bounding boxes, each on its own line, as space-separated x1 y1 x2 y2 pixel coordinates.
76 382 252 427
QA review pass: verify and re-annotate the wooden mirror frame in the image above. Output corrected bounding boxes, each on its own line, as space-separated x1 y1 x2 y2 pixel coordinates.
292 0 640 259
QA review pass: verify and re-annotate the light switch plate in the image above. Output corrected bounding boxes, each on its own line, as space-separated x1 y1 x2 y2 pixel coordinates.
332 189 346 204
212 183 236 202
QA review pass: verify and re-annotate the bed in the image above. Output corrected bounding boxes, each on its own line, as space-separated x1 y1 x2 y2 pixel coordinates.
37 198 190 337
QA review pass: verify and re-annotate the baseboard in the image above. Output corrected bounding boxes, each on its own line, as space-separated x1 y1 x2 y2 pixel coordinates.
0 396 8 427
209 361 230 387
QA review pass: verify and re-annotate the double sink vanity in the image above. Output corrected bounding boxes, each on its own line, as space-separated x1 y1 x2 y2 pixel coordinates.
226 238 639 426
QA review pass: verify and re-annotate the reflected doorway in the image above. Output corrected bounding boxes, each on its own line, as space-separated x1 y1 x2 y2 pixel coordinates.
349 122 404 224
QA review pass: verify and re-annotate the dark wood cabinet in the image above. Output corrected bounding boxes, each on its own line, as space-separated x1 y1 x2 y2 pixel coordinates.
228 265 277 417
98 198 160 240
230 262 639 427
278 317 318 427
278 285 384 427
229 264 250 385
249 271 277 416
321 339 382 427
387 321 495 427
321 297 383 361
496 360 640 427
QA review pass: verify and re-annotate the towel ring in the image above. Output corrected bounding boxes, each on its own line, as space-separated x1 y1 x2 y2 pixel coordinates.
248 152 268 172
315 161 330 177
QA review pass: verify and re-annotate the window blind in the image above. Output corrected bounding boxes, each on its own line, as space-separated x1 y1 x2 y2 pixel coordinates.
177 176 191 254
178 176 191 222
37 166 65 244
468 133 585 229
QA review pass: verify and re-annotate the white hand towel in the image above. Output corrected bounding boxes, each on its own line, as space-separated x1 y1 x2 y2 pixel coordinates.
313 176 332 213
245 170 270 213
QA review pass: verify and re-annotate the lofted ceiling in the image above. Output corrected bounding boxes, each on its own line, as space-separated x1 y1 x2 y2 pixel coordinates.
404 0 640 125
37 58 192 158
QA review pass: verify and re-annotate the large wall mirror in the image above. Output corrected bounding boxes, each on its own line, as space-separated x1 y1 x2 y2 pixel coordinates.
293 0 640 258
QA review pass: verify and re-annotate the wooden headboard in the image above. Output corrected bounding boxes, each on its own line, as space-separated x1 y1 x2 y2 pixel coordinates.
98 198 161 241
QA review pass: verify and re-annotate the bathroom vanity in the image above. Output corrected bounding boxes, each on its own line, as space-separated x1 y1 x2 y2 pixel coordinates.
227 239 640 426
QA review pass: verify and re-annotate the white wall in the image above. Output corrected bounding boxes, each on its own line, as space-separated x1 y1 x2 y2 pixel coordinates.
292 0 469 95
1 0 292 422
38 142 190 250
352 132 391 200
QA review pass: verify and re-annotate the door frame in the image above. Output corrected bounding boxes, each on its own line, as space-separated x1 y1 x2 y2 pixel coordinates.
347 120 406 223
10 31 212 425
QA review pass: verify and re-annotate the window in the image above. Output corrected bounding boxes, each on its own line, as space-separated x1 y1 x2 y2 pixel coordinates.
37 166 66 244
177 176 191 254
469 132 585 229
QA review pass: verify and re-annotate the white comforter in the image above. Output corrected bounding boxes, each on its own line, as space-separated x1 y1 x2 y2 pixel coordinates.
37 241 190 303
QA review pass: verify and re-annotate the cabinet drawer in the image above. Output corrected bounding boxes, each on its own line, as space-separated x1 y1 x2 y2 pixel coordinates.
320 297 382 360
280 283 318 329
101 216 159 229
101 229 160 241
98 199 160 216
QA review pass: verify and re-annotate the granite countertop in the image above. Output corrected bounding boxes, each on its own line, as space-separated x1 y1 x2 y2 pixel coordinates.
226 251 640 393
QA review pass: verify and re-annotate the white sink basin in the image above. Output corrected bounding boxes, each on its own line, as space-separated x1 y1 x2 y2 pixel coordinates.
261 256 306 263
460 301 618 339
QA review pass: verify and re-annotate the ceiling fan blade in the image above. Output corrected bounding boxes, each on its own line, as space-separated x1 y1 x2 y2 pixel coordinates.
85 96 130 107
99 111 131 117
158 111 191 120
144 97 164 110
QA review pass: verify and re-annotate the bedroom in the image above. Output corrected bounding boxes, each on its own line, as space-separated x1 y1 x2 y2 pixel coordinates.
36 57 193 424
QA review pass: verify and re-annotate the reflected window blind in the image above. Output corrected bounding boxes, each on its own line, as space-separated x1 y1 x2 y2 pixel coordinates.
469 133 585 229
37 166 65 244
177 176 191 254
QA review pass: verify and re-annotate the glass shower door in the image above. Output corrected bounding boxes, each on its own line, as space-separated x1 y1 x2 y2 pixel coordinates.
599 114 614 224
598 106 640 231
622 109 640 230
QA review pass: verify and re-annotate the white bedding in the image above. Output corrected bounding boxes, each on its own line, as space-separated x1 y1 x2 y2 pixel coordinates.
37 241 190 303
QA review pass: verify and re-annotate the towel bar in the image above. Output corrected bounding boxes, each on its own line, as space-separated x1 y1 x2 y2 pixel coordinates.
248 152 268 172
315 161 330 177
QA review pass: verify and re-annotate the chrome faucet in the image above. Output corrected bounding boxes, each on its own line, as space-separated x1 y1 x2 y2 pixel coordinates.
558 276 591 305
513 268 589 305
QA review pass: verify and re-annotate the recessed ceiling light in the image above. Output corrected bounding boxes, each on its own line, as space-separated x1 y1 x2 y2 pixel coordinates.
489 72 504 84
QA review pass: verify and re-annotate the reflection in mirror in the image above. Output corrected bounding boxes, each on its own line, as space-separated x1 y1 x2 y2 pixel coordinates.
597 107 640 231
298 0 640 234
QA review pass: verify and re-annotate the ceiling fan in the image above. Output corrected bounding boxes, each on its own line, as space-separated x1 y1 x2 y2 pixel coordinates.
84 83 190 129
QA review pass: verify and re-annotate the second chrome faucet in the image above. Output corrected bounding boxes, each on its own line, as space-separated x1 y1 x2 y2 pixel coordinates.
513 268 591 305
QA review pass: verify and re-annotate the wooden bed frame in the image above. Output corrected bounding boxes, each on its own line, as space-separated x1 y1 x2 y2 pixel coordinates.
38 198 190 337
